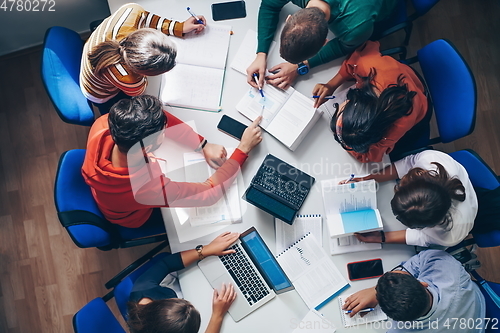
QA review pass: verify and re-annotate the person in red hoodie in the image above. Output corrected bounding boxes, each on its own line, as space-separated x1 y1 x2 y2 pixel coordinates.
82 95 262 228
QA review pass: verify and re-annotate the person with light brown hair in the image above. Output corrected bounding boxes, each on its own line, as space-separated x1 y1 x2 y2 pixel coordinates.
341 150 478 247
80 3 206 114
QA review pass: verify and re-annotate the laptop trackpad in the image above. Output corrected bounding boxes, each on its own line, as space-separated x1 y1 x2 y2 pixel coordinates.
212 274 250 322
198 256 226 282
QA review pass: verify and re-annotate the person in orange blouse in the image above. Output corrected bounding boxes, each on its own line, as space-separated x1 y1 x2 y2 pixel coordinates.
82 95 263 228
312 40 429 163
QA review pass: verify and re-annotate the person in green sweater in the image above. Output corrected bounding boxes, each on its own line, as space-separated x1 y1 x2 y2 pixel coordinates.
247 0 398 90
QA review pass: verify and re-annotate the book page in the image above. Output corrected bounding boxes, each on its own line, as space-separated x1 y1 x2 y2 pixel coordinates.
338 294 387 327
321 179 377 215
329 235 381 255
161 64 224 112
276 234 349 309
266 90 317 148
341 209 381 234
173 24 232 69
275 215 322 254
230 29 277 75
236 85 294 128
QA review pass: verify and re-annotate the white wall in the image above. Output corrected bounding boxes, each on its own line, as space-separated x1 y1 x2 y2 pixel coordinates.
0 0 111 56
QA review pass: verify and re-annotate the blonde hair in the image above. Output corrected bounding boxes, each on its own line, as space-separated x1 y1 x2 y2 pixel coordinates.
89 28 177 76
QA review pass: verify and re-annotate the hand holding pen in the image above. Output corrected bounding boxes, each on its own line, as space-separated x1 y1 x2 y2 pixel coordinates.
312 83 336 108
185 7 206 33
253 73 265 99
344 308 375 314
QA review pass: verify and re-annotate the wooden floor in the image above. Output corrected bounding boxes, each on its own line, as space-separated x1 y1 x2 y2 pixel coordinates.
0 0 499 331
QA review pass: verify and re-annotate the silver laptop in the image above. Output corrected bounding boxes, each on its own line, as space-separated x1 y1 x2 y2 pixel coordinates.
198 227 294 321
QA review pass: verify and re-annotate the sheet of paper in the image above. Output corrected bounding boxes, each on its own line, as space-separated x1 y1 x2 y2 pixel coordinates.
230 29 277 75
173 24 232 69
338 294 387 327
329 235 381 255
161 64 224 112
291 309 336 333
237 84 293 128
276 234 349 309
275 215 322 254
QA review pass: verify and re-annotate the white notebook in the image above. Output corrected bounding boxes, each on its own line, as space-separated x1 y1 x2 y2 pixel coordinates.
321 179 383 238
276 233 349 310
338 294 387 327
275 215 322 254
160 24 232 112
237 85 322 151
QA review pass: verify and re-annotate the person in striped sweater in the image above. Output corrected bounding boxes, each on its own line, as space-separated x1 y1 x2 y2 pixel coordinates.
80 3 206 114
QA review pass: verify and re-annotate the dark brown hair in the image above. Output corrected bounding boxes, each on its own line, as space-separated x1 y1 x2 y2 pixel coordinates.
127 299 201 333
391 162 466 229
279 7 328 64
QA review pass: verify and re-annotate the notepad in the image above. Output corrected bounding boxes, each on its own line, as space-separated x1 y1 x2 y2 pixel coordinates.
329 235 382 255
275 215 322 254
160 24 232 112
236 85 322 151
338 294 387 327
321 179 383 238
276 233 350 310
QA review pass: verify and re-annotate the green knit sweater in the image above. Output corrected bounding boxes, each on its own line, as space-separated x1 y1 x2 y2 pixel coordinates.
256 0 397 68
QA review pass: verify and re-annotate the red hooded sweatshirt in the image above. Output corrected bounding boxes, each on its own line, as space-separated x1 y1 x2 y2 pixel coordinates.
82 112 247 228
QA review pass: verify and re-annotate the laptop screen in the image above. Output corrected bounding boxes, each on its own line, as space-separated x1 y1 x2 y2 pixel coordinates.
240 229 294 294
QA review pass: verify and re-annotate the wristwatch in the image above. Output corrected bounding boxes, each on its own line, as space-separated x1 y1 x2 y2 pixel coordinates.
297 62 309 75
195 245 205 260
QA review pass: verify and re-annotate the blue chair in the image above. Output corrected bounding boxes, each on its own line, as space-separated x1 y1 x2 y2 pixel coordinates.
54 149 169 288
449 149 500 248
41 26 95 126
372 0 441 55
73 297 125 333
471 270 500 333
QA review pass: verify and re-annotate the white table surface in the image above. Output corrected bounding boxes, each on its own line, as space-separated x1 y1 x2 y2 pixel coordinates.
107 0 416 331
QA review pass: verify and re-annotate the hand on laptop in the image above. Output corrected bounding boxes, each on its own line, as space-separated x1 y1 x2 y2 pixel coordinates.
212 283 237 317
204 231 240 256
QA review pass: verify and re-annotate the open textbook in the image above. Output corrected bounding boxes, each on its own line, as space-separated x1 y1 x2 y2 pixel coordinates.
275 215 322 254
338 294 387 327
237 84 322 151
276 233 350 310
179 151 241 227
160 24 232 112
321 179 383 238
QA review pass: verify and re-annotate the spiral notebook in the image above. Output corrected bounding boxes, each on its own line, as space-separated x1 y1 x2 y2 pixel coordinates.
338 294 387 327
276 233 349 310
275 215 322 254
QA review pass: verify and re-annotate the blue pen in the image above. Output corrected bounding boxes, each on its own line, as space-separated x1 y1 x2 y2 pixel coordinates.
312 95 335 99
347 174 355 182
253 73 265 99
344 308 375 314
187 7 204 24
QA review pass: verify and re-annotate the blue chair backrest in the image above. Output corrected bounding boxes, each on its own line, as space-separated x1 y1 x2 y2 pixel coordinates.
55 149 115 248
417 39 476 143
41 26 94 126
114 252 170 320
411 0 441 17
73 298 125 333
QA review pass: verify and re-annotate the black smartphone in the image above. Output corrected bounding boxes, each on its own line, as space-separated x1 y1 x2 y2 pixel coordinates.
211 1 246 21
217 115 247 140
347 259 384 281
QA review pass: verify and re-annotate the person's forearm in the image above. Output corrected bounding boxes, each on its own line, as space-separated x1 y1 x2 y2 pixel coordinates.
256 0 285 53
384 230 407 244
362 164 399 183
180 249 199 268
204 315 223 333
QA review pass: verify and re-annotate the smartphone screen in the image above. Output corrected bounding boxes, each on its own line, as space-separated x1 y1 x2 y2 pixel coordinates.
347 259 384 281
217 115 247 140
211 1 246 21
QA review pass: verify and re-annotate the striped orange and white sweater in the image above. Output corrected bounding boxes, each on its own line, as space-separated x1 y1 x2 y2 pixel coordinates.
80 3 184 103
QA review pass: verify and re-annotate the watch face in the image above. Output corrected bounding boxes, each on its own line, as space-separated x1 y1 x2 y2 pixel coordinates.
297 63 309 75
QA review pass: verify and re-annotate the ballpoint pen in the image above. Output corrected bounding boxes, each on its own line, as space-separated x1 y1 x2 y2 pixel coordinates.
312 95 335 99
344 308 375 314
347 174 355 182
253 73 265 99
186 7 204 24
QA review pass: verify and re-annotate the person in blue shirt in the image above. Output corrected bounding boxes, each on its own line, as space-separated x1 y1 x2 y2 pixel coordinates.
343 250 486 332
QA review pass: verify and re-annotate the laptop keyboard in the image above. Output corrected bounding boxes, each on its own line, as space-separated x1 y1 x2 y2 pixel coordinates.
252 165 308 208
220 243 270 306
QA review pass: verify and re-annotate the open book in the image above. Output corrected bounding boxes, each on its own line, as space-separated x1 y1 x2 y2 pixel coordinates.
236 85 322 151
275 215 322 254
276 233 350 310
160 24 232 112
321 179 383 238
338 294 387 327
